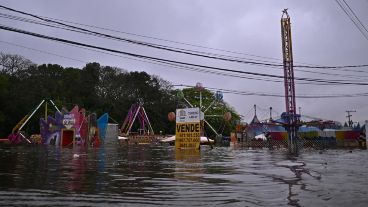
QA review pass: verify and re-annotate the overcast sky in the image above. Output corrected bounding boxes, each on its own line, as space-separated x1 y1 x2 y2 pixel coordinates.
0 0 367 124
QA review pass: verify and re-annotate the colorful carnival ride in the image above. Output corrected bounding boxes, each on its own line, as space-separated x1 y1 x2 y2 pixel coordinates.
118 100 158 144
176 83 229 139
160 83 231 146
233 105 367 149
7 99 108 147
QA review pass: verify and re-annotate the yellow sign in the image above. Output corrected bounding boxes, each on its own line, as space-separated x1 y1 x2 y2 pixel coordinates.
175 122 200 149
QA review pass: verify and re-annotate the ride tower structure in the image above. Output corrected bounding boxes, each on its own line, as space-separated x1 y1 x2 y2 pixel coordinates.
281 9 300 154
120 99 154 136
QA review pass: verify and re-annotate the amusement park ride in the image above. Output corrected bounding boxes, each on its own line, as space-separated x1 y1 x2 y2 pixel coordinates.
241 10 366 150
176 82 231 138
242 10 302 153
118 99 158 144
280 9 301 154
5 98 109 147
9 99 60 144
119 99 154 137
2 10 365 149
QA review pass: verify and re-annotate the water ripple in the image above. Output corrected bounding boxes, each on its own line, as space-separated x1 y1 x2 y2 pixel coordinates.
0 144 367 206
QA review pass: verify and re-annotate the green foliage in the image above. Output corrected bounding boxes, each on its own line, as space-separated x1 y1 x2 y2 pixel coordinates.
0 53 240 137
0 54 178 136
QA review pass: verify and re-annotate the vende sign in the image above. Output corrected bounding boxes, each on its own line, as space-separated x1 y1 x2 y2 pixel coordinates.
175 108 201 150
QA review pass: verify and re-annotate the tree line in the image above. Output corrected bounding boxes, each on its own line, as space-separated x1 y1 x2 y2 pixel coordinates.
0 53 240 138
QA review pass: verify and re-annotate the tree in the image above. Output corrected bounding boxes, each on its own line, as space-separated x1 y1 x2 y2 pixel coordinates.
0 53 244 138
0 53 34 75
80 62 101 109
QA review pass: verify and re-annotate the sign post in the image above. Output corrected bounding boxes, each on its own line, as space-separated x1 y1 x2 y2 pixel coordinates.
175 108 201 150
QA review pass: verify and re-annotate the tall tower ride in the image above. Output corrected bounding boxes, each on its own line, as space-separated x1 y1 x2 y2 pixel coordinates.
281 9 300 154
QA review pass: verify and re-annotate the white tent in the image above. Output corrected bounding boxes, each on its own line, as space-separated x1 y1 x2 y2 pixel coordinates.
255 133 267 140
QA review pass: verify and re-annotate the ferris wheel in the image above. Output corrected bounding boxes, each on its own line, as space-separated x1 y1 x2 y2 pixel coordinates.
175 82 231 137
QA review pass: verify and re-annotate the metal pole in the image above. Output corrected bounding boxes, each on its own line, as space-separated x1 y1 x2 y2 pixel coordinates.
19 132 31 144
18 100 45 131
200 91 202 110
142 106 154 135
45 101 47 121
203 100 216 113
49 99 60 112
127 105 140 135
365 120 368 147
204 119 219 137
270 107 272 121
346 110 356 127
183 97 194 108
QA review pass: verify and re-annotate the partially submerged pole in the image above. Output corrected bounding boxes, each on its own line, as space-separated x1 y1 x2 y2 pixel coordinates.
281 9 300 154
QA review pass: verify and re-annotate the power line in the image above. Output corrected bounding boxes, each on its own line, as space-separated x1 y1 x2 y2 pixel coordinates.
342 0 368 34
1 4 368 70
1 31 298 85
335 0 368 41
0 34 287 84
1 24 368 86
4 12 368 80
2 37 368 98
1 14 367 79
0 5 289 68
173 84 368 98
24 37 365 85
0 40 86 63
0 5 309 64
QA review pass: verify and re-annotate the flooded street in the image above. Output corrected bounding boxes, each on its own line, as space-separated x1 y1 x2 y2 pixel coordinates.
0 140 367 206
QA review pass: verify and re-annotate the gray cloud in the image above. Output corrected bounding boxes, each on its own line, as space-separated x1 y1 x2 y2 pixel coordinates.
0 0 367 124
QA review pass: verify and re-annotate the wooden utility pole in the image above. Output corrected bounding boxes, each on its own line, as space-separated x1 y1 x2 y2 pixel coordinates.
346 110 356 127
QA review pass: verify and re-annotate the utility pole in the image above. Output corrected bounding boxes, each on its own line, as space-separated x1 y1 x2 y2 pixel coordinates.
346 110 356 127
254 104 257 117
269 107 273 121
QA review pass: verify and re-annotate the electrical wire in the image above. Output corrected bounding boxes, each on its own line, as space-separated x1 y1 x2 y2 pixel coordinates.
2 38 368 99
1 4 368 70
0 40 86 63
3 12 368 80
335 0 368 41
1 24 368 86
173 84 368 98
1 11 368 81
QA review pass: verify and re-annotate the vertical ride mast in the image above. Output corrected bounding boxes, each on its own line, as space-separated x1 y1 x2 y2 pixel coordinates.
281 9 300 154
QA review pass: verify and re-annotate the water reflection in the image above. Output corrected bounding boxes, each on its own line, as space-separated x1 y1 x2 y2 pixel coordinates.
0 142 367 206
174 149 201 182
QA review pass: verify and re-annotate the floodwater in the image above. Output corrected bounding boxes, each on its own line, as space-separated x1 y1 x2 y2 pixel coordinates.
0 139 367 207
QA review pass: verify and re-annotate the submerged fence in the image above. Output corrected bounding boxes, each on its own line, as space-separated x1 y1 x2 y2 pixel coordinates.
233 138 367 150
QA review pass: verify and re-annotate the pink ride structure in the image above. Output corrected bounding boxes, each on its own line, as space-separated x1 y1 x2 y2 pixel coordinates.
119 100 156 144
8 99 108 147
